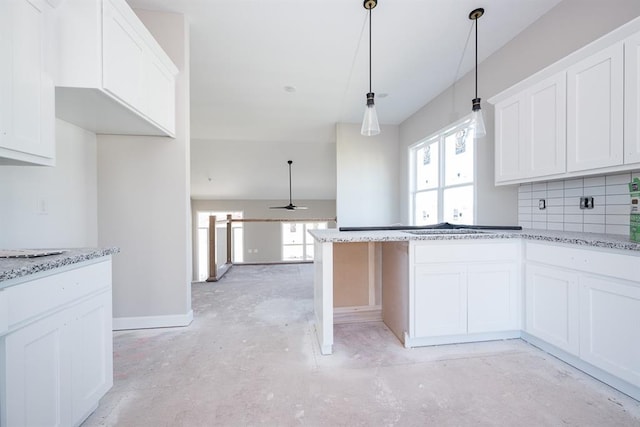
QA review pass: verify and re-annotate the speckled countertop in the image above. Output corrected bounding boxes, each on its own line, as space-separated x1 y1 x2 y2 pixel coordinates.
308 228 640 252
0 247 120 284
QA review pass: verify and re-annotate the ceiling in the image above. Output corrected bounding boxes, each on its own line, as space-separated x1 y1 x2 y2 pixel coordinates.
128 0 562 145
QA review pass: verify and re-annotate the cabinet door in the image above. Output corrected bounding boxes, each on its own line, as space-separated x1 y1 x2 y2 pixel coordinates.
495 72 567 184
567 42 624 172
494 95 525 183
525 264 580 355
102 0 145 113
69 290 113 424
467 262 519 333
0 0 54 164
413 264 467 337
625 31 640 165
580 276 640 388
144 52 176 134
526 73 566 177
3 310 72 427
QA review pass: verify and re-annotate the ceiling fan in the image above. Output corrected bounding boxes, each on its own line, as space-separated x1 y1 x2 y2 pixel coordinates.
270 160 307 210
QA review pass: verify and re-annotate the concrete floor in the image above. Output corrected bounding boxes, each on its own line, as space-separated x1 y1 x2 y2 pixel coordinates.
83 264 640 426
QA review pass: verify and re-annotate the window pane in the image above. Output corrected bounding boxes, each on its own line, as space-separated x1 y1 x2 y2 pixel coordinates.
282 223 304 244
444 128 474 186
443 185 474 224
283 245 304 260
305 244 314 260
415 142 439 190
414 190 438 225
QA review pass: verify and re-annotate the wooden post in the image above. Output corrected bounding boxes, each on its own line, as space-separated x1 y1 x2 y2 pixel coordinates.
206 215 217 282
226 214 232 264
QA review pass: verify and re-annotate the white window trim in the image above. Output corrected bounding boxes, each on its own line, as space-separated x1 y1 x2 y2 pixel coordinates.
408 113 477 225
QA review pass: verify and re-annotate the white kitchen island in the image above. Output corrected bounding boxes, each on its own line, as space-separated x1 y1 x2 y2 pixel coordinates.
309 228 640 401
0 248 118 427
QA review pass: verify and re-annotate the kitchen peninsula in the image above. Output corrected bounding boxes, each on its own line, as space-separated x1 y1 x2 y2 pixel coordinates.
0 248 118 427
309 228 640 400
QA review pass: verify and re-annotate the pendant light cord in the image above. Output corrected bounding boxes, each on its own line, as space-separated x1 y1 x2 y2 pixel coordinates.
369 8 372 93
474 18 478 99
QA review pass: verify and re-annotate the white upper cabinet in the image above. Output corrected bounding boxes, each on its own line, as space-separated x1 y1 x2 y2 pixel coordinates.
494 73 566 184
55 0 177 137
0 0 55 166
625 31 640 165
490 18 640 185
567 42 624 172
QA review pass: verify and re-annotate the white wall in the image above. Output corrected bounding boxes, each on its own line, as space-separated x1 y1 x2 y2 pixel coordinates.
97 10 192 329
399 0 640 226
0 119 97 248
191 139 336 200
336 123 400 227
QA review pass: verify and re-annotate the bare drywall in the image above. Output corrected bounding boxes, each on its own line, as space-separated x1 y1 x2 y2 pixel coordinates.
399 0 640 226
0 119 97 248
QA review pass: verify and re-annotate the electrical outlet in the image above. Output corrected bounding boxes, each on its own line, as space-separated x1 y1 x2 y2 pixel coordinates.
580 196 594 209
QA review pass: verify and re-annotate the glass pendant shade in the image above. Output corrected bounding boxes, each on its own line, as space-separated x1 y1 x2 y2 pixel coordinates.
471 104 486 138
361 93 380 136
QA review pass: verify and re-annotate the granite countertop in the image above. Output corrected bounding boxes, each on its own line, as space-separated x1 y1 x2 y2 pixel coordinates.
308 228 640 252
0 247 120 283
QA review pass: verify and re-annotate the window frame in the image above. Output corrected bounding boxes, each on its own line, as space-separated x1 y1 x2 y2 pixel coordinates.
281 222 327 261
408 115 477 226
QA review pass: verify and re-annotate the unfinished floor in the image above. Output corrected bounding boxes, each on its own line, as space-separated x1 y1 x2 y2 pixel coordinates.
83 264 640 426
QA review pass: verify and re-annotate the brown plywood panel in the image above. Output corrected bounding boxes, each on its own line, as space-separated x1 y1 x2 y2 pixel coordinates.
382 241 409 343
333 243 370 307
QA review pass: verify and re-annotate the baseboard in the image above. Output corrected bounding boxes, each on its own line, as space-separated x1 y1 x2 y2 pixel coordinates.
404 330 521 348
521 332 640 402
113 310 194 331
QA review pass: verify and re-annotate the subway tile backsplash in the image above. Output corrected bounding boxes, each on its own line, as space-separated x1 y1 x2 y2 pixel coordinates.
518 170 640 235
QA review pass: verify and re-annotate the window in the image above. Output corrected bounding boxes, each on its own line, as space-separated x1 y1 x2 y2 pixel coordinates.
281 222 327 261
196 211 243 281
409 117 475 225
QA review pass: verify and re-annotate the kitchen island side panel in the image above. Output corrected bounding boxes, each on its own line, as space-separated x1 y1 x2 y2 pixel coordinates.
314 240 333 355
382 241 409 343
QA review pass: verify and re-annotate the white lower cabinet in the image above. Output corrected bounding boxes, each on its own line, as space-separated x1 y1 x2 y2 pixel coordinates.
69 291 113 424
579 276 640 388
414 264 467 337
0 260 113 427
467 263 520 333
4 308 72 427
408 241 521 346
525 264 580 355
524 241 640 399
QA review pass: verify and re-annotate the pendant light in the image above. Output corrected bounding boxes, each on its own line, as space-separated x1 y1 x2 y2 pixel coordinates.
469 7 486 138
361 0 380 136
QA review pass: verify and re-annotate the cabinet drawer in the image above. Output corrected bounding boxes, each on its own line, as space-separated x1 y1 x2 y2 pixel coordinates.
413 241 519 264
526 242 639 283
3 260 111 329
